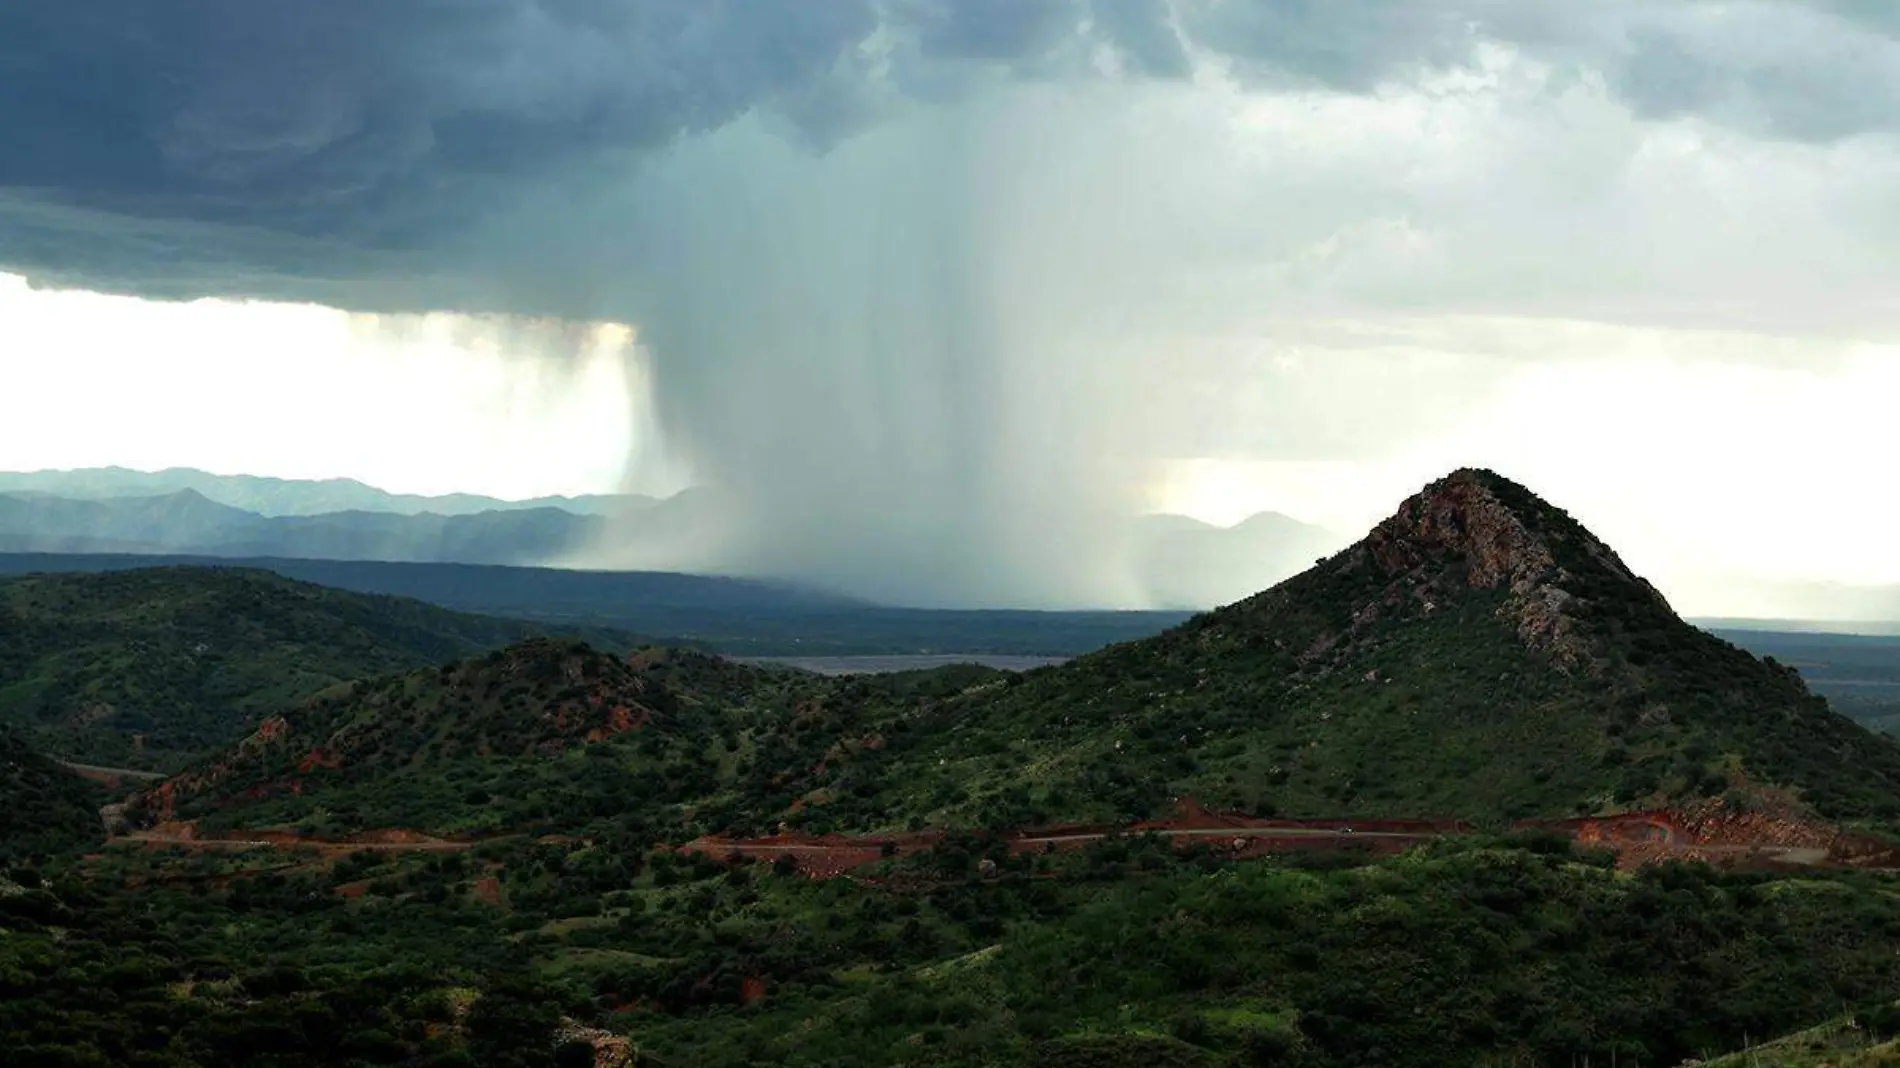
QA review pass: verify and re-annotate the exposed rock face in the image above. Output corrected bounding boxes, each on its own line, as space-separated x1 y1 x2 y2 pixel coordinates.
135 713 299 823
1351 469 1674 671
554 1020 635 1068
1366 470 1563 592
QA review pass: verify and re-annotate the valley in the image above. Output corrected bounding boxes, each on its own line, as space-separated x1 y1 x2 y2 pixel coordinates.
6 469 1900 1067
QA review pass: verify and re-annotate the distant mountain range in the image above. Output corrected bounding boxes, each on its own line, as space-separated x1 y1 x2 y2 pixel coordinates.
0 466 644 517
1133 509 1345 609
0 466 1353 607
0 488 605 565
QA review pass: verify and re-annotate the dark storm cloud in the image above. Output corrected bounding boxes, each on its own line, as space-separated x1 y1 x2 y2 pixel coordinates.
1605 7 1900 144
904 0 1078 61
6 1 1900 610
0 1 879 241
1088 0 1192 77
6 0 1899 302
1182 0 1476 91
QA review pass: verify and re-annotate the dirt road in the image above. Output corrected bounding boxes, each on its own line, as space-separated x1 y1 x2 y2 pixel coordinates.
100 802 1885 875
61 761 168 790
106 825 493 854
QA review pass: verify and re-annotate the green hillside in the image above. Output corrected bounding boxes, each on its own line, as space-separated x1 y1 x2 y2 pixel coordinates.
138 471 1900 845
16 469 1900 1068
0 566 634 772
11 832 1900 1068
0 729 101 864
740 470 1900 832
132 639 788 837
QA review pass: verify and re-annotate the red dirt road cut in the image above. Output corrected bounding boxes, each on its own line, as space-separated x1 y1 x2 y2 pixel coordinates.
683 798 1900 880
682 801 1470 879
103 799 1898 878
109 819 492 855
1519 807 1900 871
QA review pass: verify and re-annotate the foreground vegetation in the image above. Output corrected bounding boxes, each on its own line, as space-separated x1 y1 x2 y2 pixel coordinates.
8 834 1900 1068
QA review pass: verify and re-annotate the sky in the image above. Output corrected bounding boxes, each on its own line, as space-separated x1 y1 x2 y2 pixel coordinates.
0 274 641 500
2 1 1899 614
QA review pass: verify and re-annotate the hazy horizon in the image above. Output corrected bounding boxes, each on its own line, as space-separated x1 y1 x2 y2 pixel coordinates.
5 460 1900 629
5 2 1899 614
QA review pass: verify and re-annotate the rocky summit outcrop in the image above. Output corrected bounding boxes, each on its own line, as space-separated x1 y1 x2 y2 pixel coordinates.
1199 468 1690 681
1349 469 1674 672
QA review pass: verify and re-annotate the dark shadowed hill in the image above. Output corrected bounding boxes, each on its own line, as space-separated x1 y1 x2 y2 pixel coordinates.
0 729 101 863
0 567 638 772
763 470 1900 830
0 552 1192 655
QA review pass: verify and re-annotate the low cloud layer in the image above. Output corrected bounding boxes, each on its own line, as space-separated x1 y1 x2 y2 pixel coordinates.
5 2 1900 606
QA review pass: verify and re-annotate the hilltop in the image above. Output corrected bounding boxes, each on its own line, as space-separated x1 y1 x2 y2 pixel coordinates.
758 470 1900 830
0 566 636 771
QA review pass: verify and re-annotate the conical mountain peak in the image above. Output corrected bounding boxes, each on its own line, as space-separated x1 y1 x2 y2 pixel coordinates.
1258 468 1673 672
1366 469 1652 597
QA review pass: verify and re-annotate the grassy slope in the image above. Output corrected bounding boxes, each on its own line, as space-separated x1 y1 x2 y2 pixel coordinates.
0 566 633 772
0 728 102 863
1694 1005 1900 1067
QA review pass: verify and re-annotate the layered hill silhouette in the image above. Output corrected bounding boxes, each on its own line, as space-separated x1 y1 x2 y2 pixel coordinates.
0 466 640 517
0 488 607 565
0 467 1356 610
133 469 1900 842
0 567 635 771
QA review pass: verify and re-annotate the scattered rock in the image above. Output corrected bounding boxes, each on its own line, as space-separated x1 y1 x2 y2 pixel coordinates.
553 1020 635 1068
